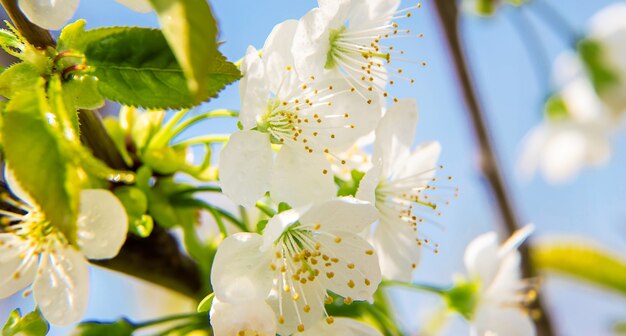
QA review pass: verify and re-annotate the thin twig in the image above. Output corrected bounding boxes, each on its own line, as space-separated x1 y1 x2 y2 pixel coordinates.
431 1 555 335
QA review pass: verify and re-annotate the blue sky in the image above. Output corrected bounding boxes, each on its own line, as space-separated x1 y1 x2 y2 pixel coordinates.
2 0 626 335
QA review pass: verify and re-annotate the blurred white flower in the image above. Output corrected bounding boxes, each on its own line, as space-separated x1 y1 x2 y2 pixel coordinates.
0 168 128 325
585 2 626 114
519 53 614 184
18 0 151 30
210 198 381 335
292 0 417 99
219 21 380 208
357 99 447 282
463 225 537 336
297 316 381 336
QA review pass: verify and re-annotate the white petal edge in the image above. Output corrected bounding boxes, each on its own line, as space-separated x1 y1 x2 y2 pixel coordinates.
371 217 420 282
33 245 89 326
299 197 378 233
211 233 274 304
463 232 500 288
0 234 37 298
219 130 273 208
76 189 128 260
473 306 536 336
298 317 382 336
210 298 277 336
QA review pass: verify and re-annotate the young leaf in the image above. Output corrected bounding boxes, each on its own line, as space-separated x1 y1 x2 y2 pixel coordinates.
84 28 240 109
70 319 134 336
0 62 40 99
533 242 626 296
57 20 128 53
2 309 49 336
2 79 81 242
148 0 219 99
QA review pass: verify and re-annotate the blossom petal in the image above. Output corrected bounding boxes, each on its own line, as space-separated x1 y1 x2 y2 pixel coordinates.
464 232 500 288
270 145 335 207
116 0 152 13
210 298 277 336
298 317 381 336
484 250 522 301
0 234 37 298
395 141 441 181
219 130 273 207
473 306 536 336
371 217 420 282
33 245 89 326
240 46 269 129
292 7 332 80
18 0 79 30
211 233 274 304
355 160 382 204
262 207 309 250
76 189 128 260
263 20 300 97
299 198 378 233
317 231 381 302
268 282 325 336
373 99 418 177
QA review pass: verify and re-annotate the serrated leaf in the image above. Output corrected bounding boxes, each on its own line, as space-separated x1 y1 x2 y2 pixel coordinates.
149 0 219 99
69 319 134 336
2 309 49 336
0 62 40 99
533 243 626 295
84 28 240 109
64 75 105 110
3 78 80 242
57 20 128 53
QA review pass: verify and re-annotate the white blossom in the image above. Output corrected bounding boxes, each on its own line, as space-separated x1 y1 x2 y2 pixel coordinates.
210 298 277 336
219 20 381 208
292 0 418 99
464 225 537 336
357 99 449 282
518 53 613 184
0 168 128 325
210 198 382 335
18 0 151 30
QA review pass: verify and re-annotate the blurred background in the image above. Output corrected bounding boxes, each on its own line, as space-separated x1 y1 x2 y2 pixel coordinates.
1 0 625 335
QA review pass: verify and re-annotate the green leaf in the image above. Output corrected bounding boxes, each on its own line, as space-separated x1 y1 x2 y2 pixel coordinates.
70 319 134 336
2 309 49 336
84 28 240 109
3 79 80 242
533 243 626 295
57 20 128 53
148 0 219 99
197 292 215 313
0 62 40 99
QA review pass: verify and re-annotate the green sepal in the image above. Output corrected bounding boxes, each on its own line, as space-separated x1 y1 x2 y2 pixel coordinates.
443 278 479 321
197 292 215 313
544 94 569 121
2 309 49 336
0 62 40 99
113 186 153 238
148 0 219 99
2 78 80 242
69 319 134 336
84 27 240 109
335 170 366 197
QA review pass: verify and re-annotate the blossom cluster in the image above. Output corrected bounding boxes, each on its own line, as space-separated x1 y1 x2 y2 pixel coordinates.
211 0 533 335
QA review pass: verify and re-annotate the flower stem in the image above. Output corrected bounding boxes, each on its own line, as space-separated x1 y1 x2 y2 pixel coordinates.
381 280 448 295
133 312 205 330
170 109 239 136
255 202 276 217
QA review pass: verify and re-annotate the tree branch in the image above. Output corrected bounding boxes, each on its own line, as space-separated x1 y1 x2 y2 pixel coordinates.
0 0 204 300
431 1 555 335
